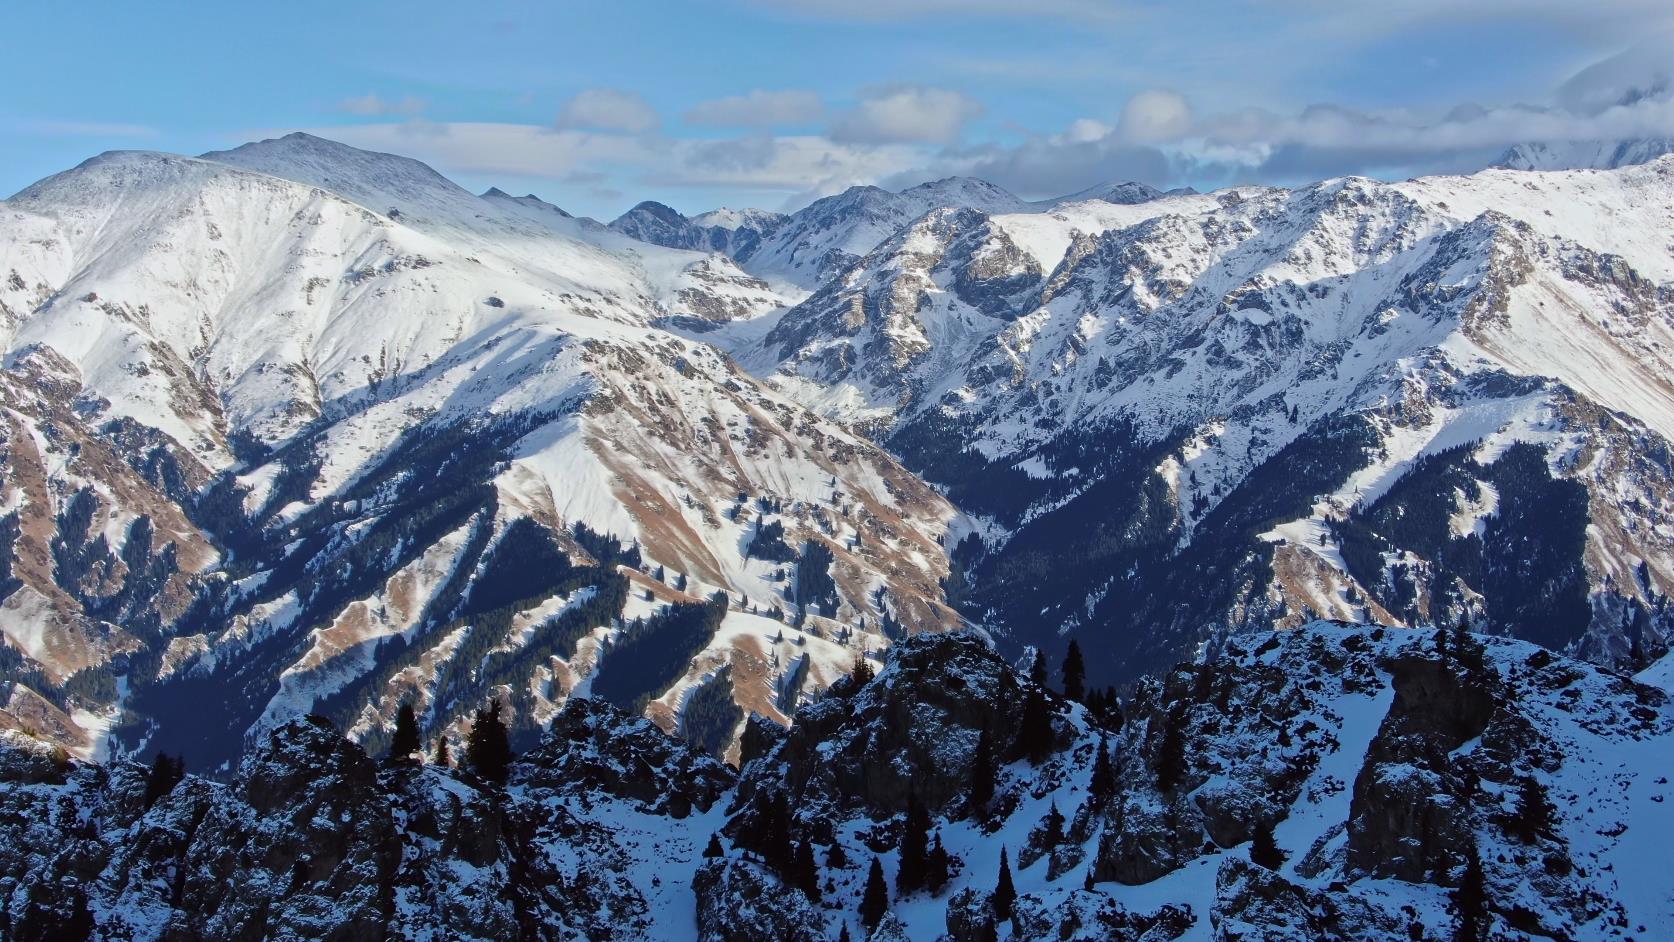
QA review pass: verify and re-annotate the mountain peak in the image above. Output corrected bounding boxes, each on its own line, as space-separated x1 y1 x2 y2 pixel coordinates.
200 131 478 225
1493 138 1674 172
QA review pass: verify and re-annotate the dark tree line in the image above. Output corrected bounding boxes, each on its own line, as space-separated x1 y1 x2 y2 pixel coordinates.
592 594 729 715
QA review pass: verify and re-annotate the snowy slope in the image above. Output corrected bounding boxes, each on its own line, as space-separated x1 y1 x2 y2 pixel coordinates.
0 135 961 766
1494 138 1674 171
740 157 1674 679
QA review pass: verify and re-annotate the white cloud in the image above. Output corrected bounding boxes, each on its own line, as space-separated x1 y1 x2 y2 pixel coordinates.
337 93 427 117
556 89 660 134
1118 89 1191 144
296 121 921 207
830 86 984 144
1557 31 1674 114
685 90 826 127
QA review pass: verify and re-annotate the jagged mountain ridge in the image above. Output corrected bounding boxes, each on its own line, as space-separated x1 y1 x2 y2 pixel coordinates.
609 175 1169 290
1494 138 1674 171
2 622 1668 940
726 157 1674 682
7 127 1674 774
0 134 963 769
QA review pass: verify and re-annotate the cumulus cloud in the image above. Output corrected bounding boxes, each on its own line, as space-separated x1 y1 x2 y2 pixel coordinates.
1118 90 1191 144
1557 32 1674 114
337 93 427 117
685 90 825 127
296 121 920 209
893 118 1172 200
556 89 660 134
830 86 984 144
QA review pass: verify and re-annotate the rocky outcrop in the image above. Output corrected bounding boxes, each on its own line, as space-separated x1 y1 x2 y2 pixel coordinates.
3 624 1669 942
518 695 733 817
735 632 1064 820
0 700 734 941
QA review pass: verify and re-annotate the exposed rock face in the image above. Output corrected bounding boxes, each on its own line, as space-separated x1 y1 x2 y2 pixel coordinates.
0 134 962 767
0 700 730 941
518 695 733 817
692 859 827 942
702 627 1672 942
739 632 1054 819
744 158 1674 689
3 624 1670 942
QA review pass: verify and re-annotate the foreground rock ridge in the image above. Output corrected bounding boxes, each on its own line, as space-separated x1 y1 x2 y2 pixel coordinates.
3 624 1669 940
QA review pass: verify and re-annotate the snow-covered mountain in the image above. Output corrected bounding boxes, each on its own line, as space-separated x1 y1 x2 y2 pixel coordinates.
1494 138 1674 171
0 134 962 768
608 176 1170 291
740 157 1674 681
7 129 1674 777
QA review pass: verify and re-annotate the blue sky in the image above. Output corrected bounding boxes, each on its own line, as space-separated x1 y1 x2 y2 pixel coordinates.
5 1 1674 218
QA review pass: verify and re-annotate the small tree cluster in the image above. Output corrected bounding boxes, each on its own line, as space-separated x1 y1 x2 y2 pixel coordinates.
1502 775 1556 844
1249 820 1285 870
1011 687 1055 765
465 699 513 785
143 752 186 808
1152 704 1188 791
1083 687 1124 730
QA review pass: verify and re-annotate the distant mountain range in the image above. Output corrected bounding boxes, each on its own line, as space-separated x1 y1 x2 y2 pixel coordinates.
1 128 1673 786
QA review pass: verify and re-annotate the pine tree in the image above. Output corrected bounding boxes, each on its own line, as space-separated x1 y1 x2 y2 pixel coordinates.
794 840 821 901
755 792 794 874
897 791 931 893
1105 690 1125 732
827 840 849 870
837 924 852 942
466 699 513 785
1029 649 1048 687
1062 640 1086 703
1041 801 1065 848
143 752 184 808
390 702 420 759
992 846 1016 921
1153 704 1187 791
860 856 890 930
967 723 996 816
1249 820 1285 870
852 652 875 688
1013 687 1055 765
1089 735 1115 804
1453 848 1488 942
1506 775 1556 843
925 833 953 893
675 572 688 592
703 833 725 858
432 736 450 767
